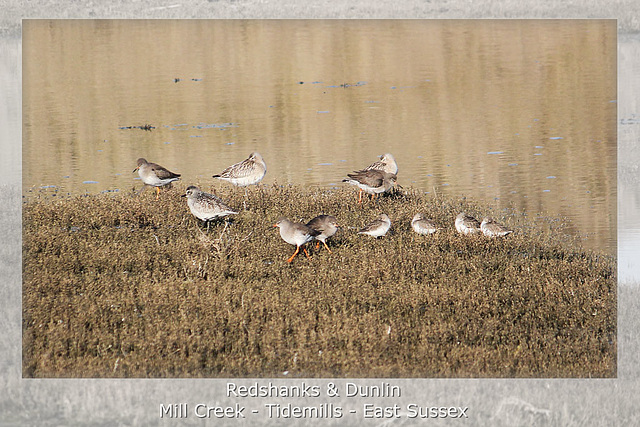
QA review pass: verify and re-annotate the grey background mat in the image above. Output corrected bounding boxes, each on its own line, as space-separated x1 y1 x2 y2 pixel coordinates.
2 2 640 425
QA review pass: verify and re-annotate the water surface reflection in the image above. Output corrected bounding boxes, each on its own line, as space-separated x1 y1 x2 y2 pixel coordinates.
23 20 617 254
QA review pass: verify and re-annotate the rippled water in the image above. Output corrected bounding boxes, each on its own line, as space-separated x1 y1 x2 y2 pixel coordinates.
22 20 616 253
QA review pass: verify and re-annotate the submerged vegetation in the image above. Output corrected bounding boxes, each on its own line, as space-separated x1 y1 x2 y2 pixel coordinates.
22 184 616 378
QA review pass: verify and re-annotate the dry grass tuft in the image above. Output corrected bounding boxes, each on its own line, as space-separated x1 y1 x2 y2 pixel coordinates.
22 183 616 378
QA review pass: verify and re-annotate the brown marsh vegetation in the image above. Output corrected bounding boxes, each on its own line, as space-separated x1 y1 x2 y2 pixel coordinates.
22 184 616 378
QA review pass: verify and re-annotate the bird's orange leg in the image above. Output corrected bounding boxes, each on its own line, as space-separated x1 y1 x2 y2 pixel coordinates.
287 246 300 263
155 187 160 200
302 246 311 259
322 241 333 254
315 241 320 249
358 189 363 204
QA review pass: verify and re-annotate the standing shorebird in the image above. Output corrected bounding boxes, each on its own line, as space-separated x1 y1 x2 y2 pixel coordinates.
133 158 181 200
274 217 319 263
455 212 482 235
363 153 398 175
183 185 238 229
306 215 339 254
342 170 397 204
481 217 513 237
212 152 267 187
411 213 440 235
358 213 392 238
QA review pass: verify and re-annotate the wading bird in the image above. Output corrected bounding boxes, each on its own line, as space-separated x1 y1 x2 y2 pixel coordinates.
133 158 181 200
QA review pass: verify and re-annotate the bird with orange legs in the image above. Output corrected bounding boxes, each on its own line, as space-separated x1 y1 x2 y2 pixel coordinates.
306 215 339 254
343 153 398 204
133 158 181 200
274 217 320 263
342 169 397 204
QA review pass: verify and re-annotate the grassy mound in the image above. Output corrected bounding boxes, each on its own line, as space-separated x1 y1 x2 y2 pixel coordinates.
22 184 616 378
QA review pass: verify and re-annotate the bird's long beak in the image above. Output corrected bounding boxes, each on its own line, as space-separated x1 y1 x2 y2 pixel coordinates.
273 224 278 228
181 194 186 198
133 166 139 173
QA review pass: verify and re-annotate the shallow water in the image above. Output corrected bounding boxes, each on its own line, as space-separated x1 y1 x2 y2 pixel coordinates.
22 20 616 254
